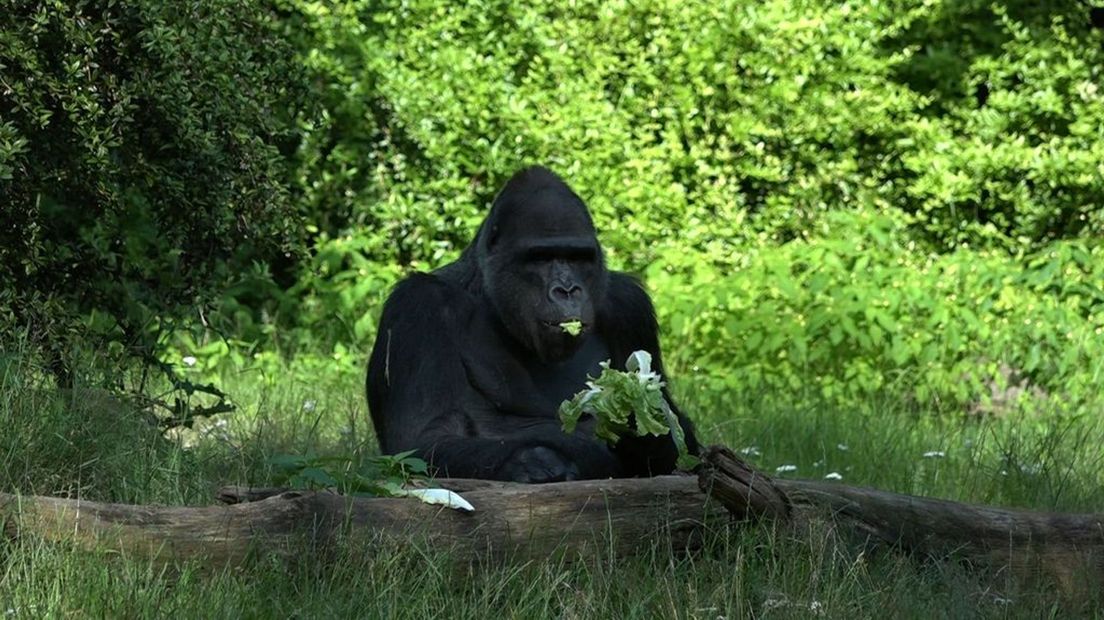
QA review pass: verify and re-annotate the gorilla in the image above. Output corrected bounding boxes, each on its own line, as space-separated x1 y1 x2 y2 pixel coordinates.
366 166 699 483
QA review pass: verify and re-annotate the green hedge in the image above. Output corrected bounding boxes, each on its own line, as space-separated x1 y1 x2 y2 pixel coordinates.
282 0 1102 264
649 210 1104 412
221 0 1104 412
0 0 305 375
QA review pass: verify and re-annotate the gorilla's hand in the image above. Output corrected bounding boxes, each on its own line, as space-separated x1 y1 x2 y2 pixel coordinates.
500 445 579 483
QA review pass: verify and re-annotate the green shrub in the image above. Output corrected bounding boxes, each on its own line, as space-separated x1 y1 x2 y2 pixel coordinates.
277 0 1101 264
276 0 921 269
649 210 1104 412
171 0 1103 415
0 0 306 379
889 1 1104 249
240 0 1102 356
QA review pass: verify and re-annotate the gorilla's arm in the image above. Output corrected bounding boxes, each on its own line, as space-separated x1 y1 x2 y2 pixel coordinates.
367 275 619 482
398 432 620 482
602 273 701 476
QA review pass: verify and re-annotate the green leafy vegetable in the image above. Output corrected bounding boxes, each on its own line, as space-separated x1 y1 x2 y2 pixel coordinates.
269 450 429 497
269 451 475 510
559 351 699 470
559 320 583 336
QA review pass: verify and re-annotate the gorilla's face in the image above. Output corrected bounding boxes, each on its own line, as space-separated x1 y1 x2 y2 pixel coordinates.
479 169 608 363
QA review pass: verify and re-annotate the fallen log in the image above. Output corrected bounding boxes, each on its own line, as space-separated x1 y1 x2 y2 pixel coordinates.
700 446 1104 597
2 446 1102 598
0 474 720 567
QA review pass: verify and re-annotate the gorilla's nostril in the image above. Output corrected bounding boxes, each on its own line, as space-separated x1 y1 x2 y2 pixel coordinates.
549 284 578 297
551 284 580 300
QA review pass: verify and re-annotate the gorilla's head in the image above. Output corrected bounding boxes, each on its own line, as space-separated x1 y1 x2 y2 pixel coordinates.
476 167 608 363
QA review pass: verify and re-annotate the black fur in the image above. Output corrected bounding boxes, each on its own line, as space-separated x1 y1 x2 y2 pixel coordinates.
366 166 699 482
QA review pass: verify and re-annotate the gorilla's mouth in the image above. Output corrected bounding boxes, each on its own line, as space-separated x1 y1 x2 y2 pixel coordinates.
540 319 587 335
538 317 582 328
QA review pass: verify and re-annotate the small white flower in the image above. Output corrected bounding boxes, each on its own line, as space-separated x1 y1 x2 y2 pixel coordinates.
182 356 197 367
922 451 945 458
739 446 761 457
775 464 798 473
824 472 843 480
302 400 317 412
1020 463 1042 475
762 599 787 611
836 443 849 451
761 598 823 617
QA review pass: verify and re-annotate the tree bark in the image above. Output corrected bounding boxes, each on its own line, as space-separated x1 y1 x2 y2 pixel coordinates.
699 446 1104 598
0 474 720 568
2 446 1102 598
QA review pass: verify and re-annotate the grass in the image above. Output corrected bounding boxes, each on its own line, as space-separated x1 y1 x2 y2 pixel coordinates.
2 351 1103 618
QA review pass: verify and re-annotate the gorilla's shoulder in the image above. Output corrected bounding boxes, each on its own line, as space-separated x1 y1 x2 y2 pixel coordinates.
388 272 453 299
605 272 658 322
600 272 662 368
381 272 476 326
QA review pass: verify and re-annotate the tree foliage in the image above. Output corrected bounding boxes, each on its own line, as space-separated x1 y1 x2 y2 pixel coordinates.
279 0 1102 263
0 0 304 376
232 0 1103 411
3 0 1101 412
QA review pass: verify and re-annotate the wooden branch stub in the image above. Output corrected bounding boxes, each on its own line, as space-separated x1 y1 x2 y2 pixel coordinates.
696 445 791 521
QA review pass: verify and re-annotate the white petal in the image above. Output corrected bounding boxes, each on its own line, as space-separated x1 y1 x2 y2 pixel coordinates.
824 472 843 480
775 464 798 473
402 488 475 512
922 451 945 458
182 356 197 367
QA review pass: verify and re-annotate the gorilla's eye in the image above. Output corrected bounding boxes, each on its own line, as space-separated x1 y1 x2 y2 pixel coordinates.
525 245 597 263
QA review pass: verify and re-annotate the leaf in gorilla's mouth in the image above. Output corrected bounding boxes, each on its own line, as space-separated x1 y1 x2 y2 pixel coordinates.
559 320 583 336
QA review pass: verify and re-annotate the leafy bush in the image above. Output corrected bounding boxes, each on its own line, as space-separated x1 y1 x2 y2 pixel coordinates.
889 2 1104 249
649 211 1104 412
150 0 1103 416
276 0 917 268
276 0 1102 262
0 0 305 378
269 450 428 496
234 0 1104 358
